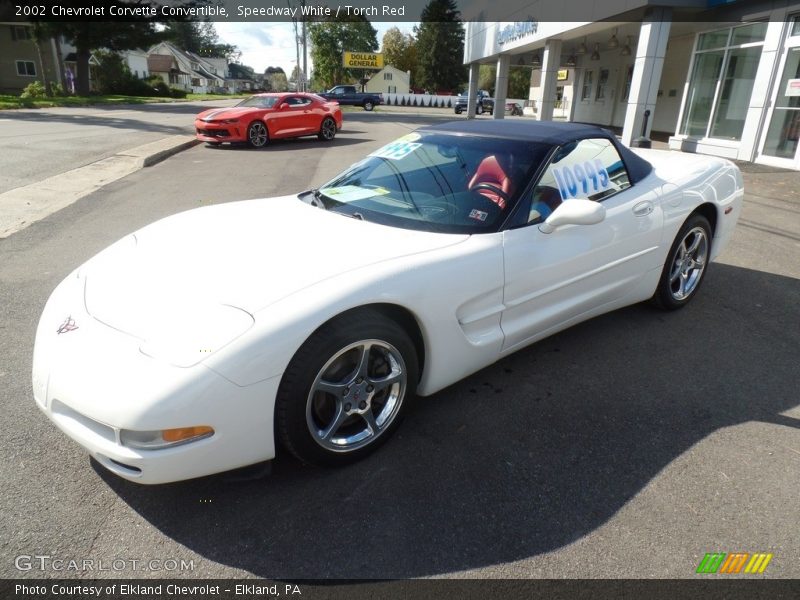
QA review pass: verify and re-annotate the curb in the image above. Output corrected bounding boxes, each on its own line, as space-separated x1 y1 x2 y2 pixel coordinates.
0 135 199 239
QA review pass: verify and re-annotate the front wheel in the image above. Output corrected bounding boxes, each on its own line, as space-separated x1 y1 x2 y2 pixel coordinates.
318 117 336 141
247 121 269 148
454 106 463 114
276 309 418 466
363 100 374 111
651 214 712 310
476 104 484 115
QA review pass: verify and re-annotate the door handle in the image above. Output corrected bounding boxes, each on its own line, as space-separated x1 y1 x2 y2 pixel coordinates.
633 201 654 216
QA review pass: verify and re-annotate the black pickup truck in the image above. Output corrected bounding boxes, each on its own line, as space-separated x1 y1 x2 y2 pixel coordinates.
454 90 494 115
317 85 383 111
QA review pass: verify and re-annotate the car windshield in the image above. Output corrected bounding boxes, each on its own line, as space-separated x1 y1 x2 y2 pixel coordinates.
236 96 280 108
312 132 548 233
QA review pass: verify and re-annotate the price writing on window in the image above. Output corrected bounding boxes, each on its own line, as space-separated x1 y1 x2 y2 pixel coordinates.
552 160 610 200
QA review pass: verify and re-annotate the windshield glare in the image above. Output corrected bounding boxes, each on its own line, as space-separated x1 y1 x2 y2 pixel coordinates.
316 132 547 233
236 96 280 108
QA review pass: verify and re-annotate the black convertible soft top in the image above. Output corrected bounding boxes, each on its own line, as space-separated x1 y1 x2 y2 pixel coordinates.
422 120 654 184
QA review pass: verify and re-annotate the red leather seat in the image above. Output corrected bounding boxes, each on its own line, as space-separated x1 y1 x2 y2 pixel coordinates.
468 155 512 209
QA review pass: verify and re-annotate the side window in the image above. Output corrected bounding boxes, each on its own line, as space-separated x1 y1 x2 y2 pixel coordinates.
527 138 631 224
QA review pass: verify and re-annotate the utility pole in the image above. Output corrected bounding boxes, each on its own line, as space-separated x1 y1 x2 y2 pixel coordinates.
301 9 307 92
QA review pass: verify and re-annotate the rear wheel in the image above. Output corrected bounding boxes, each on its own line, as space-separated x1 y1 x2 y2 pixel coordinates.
318 117 336 141
276 309 418 466
651 214 712 310
247 121 269 148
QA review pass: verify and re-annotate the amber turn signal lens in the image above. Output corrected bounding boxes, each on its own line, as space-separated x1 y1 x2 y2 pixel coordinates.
162 426 214 443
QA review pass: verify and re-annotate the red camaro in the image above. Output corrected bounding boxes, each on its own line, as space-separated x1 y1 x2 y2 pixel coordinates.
194 92 343 148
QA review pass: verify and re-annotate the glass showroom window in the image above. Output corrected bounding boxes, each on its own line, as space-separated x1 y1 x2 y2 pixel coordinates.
680 22 766 140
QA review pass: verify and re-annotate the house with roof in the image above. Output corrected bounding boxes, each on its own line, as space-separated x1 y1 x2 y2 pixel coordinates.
0 22 78 93
147 41 225 93
365 65 410 95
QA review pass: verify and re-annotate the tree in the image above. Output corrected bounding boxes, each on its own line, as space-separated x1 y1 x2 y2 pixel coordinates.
33 21 159 96
478 65 495 95
268 72 289 92
163 21 239 60
413 0 466 92
308 18 378 90
262 67 284 92
508 67 533 99
289 65 302 90
476 64 532 99
381 27 416 78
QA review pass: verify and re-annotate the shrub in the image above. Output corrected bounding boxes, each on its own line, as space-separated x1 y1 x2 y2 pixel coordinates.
20 81 47 99
169 87 187 99
95 51 170 97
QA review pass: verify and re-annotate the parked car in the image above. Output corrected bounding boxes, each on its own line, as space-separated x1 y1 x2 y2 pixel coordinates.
317 85 383 111
33 120 743 484
454 90 494 115
506 102 524 116
194 92 343 148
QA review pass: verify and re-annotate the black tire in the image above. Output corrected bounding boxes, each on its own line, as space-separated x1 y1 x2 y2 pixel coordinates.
276 309 419 466
363 100 374 111
247 120 269 148
651 214 712 310
454 106 462 114
205 141 221 147
476 104 484 115
318 117 336 141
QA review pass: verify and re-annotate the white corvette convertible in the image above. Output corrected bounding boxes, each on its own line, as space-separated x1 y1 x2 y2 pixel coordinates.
33 121 743 484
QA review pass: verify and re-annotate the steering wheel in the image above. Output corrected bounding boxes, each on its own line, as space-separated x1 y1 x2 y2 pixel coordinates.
470 182 511 204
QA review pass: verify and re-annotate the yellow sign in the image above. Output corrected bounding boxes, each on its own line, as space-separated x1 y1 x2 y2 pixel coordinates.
343 51 384 69
557 69 569 81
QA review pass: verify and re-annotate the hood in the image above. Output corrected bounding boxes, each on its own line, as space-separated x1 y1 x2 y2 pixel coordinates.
82 196 468 343
197 106 262 121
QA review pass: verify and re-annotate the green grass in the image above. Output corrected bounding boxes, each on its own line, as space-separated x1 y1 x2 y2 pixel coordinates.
0 93 248 110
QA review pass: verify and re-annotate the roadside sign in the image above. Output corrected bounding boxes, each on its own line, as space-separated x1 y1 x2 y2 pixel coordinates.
343 52 384 69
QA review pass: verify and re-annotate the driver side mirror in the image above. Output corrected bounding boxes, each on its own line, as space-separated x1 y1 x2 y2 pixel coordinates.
538 199 606 234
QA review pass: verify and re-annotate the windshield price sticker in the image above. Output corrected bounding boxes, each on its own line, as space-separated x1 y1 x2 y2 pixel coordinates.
322 185 388 202
370 141 422 160
552 160 610 200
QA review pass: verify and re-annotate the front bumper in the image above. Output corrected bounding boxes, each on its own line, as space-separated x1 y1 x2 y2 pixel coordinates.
194 119 245 143
33 271 280 484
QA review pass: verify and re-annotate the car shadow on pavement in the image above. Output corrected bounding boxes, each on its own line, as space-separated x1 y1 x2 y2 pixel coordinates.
99 263 800 579
203 137 374 151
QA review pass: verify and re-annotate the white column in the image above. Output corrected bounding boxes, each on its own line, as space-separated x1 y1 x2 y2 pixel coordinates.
622 7 672 146
536 39 562 121
736 19 785 161
466 62 479 119
493 54 510 119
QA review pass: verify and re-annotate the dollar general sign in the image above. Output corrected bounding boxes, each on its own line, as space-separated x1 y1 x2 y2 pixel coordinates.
343 52 384 69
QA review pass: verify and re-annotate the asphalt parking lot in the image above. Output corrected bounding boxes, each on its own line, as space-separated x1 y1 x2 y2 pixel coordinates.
1 110 798 580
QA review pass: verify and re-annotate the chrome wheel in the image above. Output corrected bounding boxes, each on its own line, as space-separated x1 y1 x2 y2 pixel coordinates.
319 117 336 140
247 121 268 148
668 226 708 301
306 339 407 453
363 101 374 111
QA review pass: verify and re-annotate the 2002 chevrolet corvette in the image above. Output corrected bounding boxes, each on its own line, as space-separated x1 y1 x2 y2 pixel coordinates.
33 121 743 484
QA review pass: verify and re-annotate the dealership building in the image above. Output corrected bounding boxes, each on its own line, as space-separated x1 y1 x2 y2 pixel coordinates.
463 1 800 170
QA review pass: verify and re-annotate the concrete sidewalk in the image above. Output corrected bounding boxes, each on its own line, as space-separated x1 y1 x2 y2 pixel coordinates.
0 135 198 239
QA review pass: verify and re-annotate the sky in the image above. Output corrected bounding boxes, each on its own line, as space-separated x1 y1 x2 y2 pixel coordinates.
215 22 418 81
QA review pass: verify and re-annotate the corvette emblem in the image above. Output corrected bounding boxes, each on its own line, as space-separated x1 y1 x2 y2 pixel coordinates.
57 316 78 334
